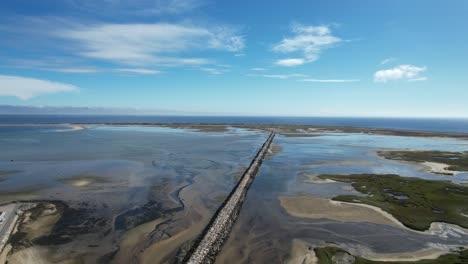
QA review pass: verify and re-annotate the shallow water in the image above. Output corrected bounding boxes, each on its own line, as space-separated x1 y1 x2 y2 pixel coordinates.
0 125 268 263
217 133 468 263
2 126 468 263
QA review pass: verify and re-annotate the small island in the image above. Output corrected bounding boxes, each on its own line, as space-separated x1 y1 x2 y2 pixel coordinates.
378 150 468 175
318 174 468 231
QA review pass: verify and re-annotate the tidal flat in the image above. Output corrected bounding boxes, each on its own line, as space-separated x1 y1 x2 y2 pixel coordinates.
1 124 468 264
0 125 268 263
217 132 468 264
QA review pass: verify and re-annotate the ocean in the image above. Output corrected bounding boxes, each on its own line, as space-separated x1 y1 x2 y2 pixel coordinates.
1 115 468 133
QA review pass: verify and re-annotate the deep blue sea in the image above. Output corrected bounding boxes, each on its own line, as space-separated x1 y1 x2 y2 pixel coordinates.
1 115 468 133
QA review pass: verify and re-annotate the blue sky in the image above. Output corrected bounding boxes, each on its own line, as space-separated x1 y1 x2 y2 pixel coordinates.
0 0 467 117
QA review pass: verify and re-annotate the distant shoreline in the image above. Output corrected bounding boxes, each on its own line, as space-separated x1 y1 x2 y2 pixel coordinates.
1 122 468 139
1 115 468 134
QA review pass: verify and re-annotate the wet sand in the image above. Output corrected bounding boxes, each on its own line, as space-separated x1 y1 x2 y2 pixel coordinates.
139 188 212 264
280 195 468 236
113 217 166 263
362 247 450 262
279 196 401 228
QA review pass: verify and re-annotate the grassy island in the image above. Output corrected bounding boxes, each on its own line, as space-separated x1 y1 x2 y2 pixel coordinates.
378 150 468 174
318 174 468 231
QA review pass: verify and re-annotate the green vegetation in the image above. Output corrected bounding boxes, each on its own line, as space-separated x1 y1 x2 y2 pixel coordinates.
314 246 468 264
378 150 468 174
318 174 468 230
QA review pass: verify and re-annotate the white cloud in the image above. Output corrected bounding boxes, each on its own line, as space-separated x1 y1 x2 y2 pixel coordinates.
274 58 305 67
381 57 396 65
302 78 359 83
273 23 342 66
58 23 245 66
408 77 428 82
374 65 427 82
201 68 228 75
0 75 78 100
43 68 99 73
115 68 161 74
251 68 266 71
248 73 306 79
249 73 358 81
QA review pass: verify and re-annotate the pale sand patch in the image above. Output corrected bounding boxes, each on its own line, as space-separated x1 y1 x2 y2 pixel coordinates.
286 239 318 264
280 196 401 228
301 173 336 184
7 246 81 264
280 196 468 236
422 161 461 175
7 247 50 264
22 204 61 241
362 247 450 262
58 176 106 188
54 125 85 132
69 179 92 187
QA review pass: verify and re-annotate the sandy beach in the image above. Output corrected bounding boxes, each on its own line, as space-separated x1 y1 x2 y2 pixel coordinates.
422 161 461 175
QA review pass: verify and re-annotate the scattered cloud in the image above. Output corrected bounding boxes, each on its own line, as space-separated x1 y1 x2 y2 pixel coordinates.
0 75 78 100
251 68 266 71
408 77 428 82
115 68 162 74
273 23 342 66
274 58 306 67
43 68 100 73
381 57 397 65
201 68 229 75
248 73 306 79
302 78 359 83
374 64 427 82
249 73 359 82
57 23 245 66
